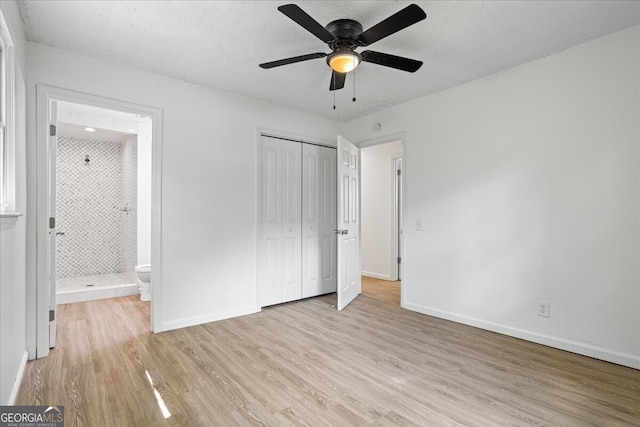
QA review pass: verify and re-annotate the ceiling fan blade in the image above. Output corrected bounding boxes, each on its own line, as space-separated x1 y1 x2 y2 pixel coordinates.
278 4 337 44
329 71 346 91
259 52 327 69
361 50 423 72
356 4 426 46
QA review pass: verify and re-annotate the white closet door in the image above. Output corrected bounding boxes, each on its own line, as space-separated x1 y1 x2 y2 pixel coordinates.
260 136 301 306
302 144 320 297
261 137 283 307
281 140 302 303
302 145 337 298
318 146 337 294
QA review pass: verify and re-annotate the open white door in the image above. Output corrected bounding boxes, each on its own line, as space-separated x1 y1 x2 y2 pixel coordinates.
336 135 361 310
48 100 57 348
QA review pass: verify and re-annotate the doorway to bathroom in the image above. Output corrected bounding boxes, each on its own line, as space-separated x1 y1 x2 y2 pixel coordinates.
35 85 163 358
54 102 151 305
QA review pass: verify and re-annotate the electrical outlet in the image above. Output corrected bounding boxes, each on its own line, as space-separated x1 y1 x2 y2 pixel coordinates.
537 300 550 318
416 218 423 231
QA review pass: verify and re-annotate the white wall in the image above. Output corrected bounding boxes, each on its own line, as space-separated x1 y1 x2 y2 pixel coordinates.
343 25 640 368
57 101 141 133
0 0 28 404
25 42 341 334
361 140 401 280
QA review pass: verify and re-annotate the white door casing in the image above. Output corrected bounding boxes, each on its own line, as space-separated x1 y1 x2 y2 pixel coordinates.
394 156 402 281
302 144 337 298
48 100 57 348
336 135 361 310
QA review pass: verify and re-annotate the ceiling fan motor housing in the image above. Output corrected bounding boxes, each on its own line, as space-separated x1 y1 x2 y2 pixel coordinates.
326 19 363 50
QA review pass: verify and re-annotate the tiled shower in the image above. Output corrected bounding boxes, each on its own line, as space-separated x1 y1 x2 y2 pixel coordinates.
55 132 139 303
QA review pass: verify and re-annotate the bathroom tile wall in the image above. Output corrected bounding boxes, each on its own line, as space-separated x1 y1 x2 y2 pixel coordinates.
56 135 137 279
121 136 138 273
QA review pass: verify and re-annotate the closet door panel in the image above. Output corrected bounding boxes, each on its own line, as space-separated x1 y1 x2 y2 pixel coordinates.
321 235 334 280
260 138 283 306
305 149 319 289
302 144 320 298
319 147 337 294
303 144 337 298
305 236 318 282
305 151 318 223
264 238 280 296
281 140 302 303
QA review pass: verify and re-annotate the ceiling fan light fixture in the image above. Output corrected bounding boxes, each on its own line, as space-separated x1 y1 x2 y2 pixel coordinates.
328 51 360 73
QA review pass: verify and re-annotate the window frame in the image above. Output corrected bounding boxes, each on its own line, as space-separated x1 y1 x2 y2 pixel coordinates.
0 9 16 213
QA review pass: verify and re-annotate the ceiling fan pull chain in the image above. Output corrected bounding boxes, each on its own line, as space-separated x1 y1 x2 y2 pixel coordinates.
353 70 357 102
333 72 337 110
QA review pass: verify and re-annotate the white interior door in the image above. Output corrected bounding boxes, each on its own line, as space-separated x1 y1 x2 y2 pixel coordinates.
48 100 57 347
336 135 361 310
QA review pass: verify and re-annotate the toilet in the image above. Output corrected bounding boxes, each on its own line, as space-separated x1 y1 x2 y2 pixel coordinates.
135 264 151 301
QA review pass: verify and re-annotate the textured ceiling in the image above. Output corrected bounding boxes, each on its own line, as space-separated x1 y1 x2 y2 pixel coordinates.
18 1 640 122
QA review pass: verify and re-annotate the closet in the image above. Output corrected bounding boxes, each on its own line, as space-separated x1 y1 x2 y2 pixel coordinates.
259 135 337 307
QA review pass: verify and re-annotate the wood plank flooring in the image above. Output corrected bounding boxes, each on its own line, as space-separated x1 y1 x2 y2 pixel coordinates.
16 277 640 426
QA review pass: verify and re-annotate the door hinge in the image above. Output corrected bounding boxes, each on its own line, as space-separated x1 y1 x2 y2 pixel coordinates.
397 169 401 176
49 310 55 322
49 124 57 137
49 217 55 229
397 257 401 264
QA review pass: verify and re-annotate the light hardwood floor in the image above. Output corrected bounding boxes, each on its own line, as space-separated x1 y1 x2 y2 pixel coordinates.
17 277 640 426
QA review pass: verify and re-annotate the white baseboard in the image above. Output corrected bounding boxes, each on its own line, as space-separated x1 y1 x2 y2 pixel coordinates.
7 351 28 405
362 271 394 281
402 302 640 370
162 306 258 332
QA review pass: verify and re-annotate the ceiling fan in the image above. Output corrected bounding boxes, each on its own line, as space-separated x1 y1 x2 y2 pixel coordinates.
259 3 427 91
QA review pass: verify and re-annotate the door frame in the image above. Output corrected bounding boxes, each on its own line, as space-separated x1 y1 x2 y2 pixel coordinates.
358 132 406 302
47 100 57 348
34 84 164 358
393 154 402 281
